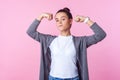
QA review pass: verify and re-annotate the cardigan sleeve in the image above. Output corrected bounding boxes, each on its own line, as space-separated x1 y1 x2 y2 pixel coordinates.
26 19 52 42
85 23 107 47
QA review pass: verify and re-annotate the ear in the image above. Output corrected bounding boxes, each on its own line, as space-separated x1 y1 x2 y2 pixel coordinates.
69 19 73 24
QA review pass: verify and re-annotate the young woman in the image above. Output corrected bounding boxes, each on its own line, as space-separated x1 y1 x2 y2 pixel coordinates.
27 8 106 80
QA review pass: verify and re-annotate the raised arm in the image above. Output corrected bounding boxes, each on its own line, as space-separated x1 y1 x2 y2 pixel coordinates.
74 15 107 47
26 13 53 42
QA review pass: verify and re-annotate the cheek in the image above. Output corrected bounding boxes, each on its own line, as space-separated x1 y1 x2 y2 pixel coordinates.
64 21 71 27
55 22 59 26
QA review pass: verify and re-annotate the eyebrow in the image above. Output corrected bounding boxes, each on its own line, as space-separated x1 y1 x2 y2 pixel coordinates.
55 16 67 20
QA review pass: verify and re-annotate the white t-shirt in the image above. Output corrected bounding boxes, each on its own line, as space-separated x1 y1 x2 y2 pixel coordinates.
49 35 78 78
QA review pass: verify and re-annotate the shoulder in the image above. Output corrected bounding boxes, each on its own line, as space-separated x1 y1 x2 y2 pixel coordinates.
72 35 86 40
72 35 88 44
39 34 57 44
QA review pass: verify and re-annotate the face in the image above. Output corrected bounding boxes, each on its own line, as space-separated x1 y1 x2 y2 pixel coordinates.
55 12 72 32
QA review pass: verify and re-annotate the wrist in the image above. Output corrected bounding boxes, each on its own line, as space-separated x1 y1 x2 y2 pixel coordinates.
83 17 90 23
86 19 95 27
83 17 94 26
36 15 43 21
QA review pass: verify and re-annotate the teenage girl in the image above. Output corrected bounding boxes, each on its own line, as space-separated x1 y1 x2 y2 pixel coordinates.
27 7 106 80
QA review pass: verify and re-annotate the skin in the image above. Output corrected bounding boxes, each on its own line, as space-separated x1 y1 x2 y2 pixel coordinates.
36 12 94 36
55 12 72 36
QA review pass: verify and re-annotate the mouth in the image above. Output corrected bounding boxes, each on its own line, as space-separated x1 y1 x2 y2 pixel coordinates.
58 25 63 27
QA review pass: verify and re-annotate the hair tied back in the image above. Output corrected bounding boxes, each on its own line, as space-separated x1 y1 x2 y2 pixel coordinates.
63 7 70 12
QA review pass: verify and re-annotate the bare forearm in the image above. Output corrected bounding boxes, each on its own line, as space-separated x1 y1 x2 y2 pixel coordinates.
86 19 95 27
36 13 53 21
36 15 43 21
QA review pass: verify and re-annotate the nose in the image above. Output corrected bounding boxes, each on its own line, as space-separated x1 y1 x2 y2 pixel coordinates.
58 20 62 24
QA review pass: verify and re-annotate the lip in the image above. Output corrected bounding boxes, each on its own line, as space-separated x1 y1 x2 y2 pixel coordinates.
59 25 63 27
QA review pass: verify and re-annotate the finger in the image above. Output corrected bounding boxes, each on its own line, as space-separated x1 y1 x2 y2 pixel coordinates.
74 15 81 22
75 17 80 22
79 16 85 22
51 14 53 20
48 14 53 20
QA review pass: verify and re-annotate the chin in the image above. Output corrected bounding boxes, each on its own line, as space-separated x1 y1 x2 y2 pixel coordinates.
58 27 65 31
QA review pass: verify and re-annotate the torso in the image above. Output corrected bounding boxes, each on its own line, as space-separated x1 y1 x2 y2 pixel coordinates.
49 35 78 78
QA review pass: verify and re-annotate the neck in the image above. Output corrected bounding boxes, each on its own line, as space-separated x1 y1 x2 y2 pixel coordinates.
60 30 71 36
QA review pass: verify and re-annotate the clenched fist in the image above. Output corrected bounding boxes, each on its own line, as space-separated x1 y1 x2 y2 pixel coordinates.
37 13 53 21
74 15 88 23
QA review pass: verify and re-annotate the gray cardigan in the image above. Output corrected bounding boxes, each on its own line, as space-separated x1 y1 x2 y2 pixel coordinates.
27 19 106 80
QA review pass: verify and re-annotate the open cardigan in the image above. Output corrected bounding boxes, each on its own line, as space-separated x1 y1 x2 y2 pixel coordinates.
27 19 106 80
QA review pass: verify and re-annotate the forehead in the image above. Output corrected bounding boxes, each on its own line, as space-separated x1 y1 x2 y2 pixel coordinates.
55 12 68 18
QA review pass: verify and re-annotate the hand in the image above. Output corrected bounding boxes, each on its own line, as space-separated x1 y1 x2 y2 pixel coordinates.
74 15 94 26
74 15 87 23
37 13 53 21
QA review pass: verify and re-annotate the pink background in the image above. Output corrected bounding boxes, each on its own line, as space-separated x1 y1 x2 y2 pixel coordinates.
0 0 120 80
